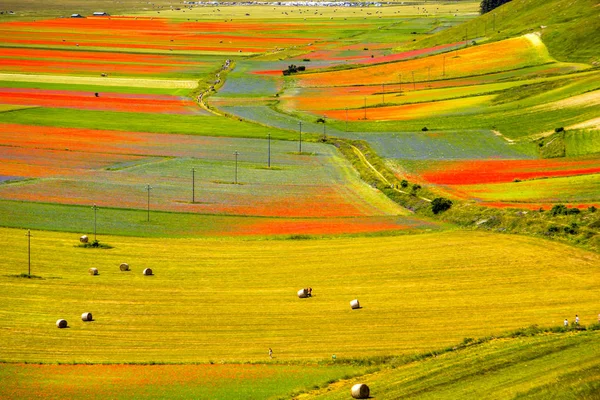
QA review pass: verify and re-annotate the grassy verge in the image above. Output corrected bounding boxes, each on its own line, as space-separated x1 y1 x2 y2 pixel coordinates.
329 137 599 252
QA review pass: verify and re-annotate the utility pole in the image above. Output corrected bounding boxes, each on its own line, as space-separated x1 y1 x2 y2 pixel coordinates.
465 27 468 47
399 73 402 94
443 54 446 77
267 133 271 168
345 107 349 132
145 184 152 222
322 118 326 140
382 83 385 104
25 229 32 277
298 122 302 153
427 66 431 86
363 97 367 120
412 71 415 91
191 168 195 203
233 151 239 184
91 204 98 241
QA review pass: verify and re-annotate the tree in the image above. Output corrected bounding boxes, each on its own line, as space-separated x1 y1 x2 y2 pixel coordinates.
480 0 512 14
431 197 453 214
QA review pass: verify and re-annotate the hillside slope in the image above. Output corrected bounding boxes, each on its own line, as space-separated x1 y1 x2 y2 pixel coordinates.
405 0 600 64
304 329 600 399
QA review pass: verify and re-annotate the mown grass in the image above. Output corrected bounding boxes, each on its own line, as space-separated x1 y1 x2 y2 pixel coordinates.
307 330 600 399
0 227 598 364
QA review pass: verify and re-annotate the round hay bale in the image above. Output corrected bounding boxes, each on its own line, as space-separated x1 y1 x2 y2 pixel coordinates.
80 235 88 243
351 383 370 399
297 288 308 298
81 312 93 322
89 268 98 276
143 268 153 276
119 263 130 271
350 299 360 309
56 319 68 329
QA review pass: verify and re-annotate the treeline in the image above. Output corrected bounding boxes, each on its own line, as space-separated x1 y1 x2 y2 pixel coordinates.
480 0 512 14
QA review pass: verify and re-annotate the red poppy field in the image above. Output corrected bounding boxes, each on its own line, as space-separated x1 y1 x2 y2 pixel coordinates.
0 88 202 114
0 123 406 220
0 17 316 56
402 158 600 209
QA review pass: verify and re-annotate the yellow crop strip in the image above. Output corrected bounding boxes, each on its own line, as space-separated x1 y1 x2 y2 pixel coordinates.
0 227 598 363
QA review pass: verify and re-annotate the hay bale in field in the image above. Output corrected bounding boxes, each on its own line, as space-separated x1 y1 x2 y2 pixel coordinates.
351 383 370 399
297 288 308 298
81 312 93 321
56 319 68 328
89 268 98 275
119 263 130 271
350 299 360 309
80 235 88 243
143 268 153 276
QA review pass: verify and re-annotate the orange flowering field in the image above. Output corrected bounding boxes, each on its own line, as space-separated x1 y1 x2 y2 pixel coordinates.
295 36 552 88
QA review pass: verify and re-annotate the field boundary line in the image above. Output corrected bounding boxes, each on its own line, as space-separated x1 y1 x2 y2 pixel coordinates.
349 144 432 202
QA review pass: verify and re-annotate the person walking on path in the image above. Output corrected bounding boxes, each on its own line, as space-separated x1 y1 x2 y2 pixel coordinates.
269 348 273 359
564 318 569 327
575 315 580 325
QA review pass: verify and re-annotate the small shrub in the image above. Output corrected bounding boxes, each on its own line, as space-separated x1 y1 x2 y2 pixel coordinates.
288 234 312 240
302 58 310 62
547 225 560 233
564 223 579 235
421 127 429 131
567 208 581 215
589 206 597 213
411 184 421 194
550 204 568 216
513 178 521 182
400 180 408 188
431 197 453 214
554 127 564 133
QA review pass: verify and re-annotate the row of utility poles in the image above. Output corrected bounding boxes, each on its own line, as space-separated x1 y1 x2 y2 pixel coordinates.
150 128 308 221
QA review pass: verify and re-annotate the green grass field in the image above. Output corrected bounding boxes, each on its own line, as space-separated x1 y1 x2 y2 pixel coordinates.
0 363 372 399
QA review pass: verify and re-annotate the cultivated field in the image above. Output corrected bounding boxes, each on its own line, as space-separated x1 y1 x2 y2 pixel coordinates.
1 228 598 364
1 0 599 397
